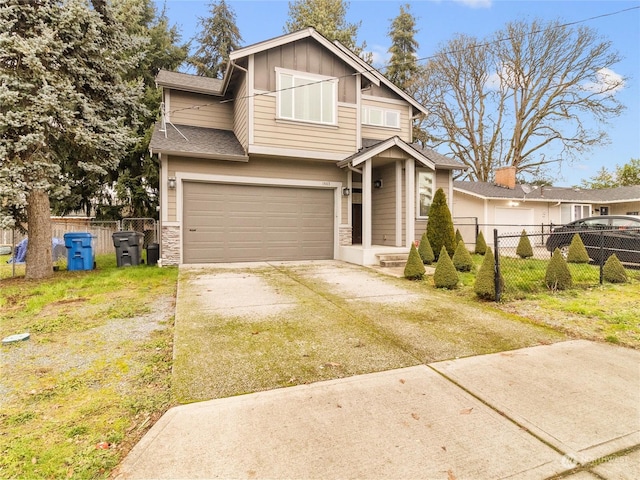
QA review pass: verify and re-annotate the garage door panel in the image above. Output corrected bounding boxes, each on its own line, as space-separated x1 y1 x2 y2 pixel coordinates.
183 182 334 263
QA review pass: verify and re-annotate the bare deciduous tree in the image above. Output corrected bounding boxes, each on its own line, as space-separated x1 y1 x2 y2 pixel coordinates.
414 19 625 182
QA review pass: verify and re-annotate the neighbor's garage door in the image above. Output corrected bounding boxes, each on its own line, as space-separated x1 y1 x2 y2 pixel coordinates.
494 207 534 236
183 182 334 263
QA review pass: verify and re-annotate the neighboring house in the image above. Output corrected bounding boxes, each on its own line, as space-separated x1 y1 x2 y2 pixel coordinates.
453 166 640 243
150 28 464 266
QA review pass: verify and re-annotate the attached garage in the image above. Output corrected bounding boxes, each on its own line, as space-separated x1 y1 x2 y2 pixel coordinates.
182 182 335 263
494 207 535 236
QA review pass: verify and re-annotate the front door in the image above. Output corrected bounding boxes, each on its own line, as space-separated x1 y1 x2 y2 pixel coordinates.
352 203 362 244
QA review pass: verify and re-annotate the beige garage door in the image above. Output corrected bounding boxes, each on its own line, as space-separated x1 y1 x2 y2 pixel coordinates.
183 182 334 263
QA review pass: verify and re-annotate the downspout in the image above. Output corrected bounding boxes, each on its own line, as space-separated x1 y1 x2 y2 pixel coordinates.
347 162 363 175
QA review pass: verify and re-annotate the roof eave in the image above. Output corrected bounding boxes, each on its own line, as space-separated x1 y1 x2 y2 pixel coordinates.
150 148 248 163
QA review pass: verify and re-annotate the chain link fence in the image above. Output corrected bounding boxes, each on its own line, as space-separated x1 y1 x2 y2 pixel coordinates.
494 226 640 300
1 218 157 278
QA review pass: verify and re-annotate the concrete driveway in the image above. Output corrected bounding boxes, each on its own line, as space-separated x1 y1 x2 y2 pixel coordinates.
115 261 640 479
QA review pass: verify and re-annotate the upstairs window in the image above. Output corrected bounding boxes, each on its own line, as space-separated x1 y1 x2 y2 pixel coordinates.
362 106 400 129
277 69 337 125
416 169 435 218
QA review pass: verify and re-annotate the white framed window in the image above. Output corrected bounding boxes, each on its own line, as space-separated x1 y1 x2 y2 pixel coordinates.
362 106 400 128
416 169 434 218
277 68 337 125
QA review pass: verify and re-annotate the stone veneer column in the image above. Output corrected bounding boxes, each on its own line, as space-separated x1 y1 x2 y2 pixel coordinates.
161 225 180 266
339 225 352 246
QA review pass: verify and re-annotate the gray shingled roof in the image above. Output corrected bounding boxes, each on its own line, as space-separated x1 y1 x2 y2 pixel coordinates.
341 138 465 169
150 123 247 160
454 181 640 203
156 70 224 95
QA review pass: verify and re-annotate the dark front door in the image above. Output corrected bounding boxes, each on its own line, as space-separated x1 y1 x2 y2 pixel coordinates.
352 203 362 244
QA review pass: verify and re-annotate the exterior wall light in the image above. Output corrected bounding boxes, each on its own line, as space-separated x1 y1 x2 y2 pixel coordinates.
168 177 176 189
342 187 351 196
374 179 383 189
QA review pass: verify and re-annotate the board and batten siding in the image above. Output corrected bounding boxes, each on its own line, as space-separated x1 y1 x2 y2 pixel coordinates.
253 39 357 104
233 75 249 148
371 164 399 246
169 91 234 130
252 95 357 154
166 155 348 223
361 98 411 143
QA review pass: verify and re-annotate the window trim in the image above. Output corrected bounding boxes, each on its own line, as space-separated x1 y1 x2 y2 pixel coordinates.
415 169 435 219
361 105 401 129
276 67 338 126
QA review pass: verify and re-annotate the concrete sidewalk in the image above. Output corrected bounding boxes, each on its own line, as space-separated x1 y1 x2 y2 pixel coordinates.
114 340 640 479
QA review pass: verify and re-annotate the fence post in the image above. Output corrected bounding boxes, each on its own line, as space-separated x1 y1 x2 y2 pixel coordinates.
475 218 479 243
493 228 501 302
12 228 16 278
599 231 604 285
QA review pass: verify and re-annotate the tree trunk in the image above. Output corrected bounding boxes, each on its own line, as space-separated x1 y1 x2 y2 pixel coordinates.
25 189 53 280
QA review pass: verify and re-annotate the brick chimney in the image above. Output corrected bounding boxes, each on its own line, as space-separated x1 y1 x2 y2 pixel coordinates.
495 166 517 189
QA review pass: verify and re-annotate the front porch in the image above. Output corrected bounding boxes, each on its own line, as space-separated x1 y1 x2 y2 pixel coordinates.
338 244 409 266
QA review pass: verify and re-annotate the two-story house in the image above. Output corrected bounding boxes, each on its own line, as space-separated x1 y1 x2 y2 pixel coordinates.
150 28 464 266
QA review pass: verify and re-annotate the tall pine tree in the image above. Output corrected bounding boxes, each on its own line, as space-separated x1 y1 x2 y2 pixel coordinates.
0 0 145 278
285 0 370 61
189 0 242 78
386 4 419 90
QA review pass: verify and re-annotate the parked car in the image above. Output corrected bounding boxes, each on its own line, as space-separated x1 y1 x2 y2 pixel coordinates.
546 215 640 264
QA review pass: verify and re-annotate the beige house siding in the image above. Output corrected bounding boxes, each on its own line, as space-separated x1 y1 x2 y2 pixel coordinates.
233 75 249 148
253 38 357 104
607 202 640 215
361 98 411 142
371 164 399 246
252 95 357 154
169 90 234 130
166 155 348 222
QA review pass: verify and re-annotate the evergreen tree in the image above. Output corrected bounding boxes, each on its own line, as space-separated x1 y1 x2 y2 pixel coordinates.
189 0 242 78
426 188 456 260
516 229 533 258
386 4 419 90
284 0 370 61
545 248 573 291
51 0 188 219
603 254 627 283
474 247 502 300
455 229 464 247
434 246 458 289
475 230 487 255
404 242 426 280
418 232 434 265
452 240 474 272
0 0 145 278
567 234 590 264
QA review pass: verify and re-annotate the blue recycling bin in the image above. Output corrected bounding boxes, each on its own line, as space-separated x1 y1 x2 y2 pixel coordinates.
64 232 95 271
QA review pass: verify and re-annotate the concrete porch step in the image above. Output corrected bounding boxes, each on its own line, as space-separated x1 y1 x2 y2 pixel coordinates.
376 253 409 268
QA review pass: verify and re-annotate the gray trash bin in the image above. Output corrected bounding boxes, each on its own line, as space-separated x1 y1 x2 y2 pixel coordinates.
146 243 159 266
112 231 144 267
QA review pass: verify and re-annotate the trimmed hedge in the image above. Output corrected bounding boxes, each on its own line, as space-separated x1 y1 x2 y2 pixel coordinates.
452 240 474 272
516 230 533 258
434 246 459 289
567 234 590 264
603 254 627 283
418 232 435 265
404 243 426 280
545 248 573 290
474 247 503 300
475 231 487 255
426 188 456 259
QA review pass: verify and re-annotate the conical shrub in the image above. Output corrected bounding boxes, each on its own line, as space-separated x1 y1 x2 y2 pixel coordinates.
434 246 458 289
603 254 627 283
474 247 502 300
404 243 426 280
426 188 456 260
516 230 533 258
567 234 590 264
455 229 464 247
418 232 435 265
475 231 487 255
452 240 474 272
545 248 573 290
